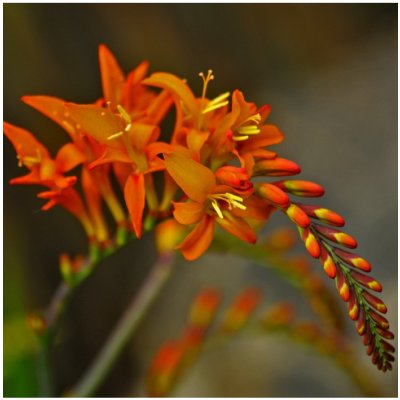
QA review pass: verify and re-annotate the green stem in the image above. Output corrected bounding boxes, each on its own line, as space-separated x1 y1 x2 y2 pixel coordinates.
67 252 175 397
37 334 54 396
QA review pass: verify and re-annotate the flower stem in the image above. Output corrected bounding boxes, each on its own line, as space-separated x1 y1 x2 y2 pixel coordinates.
67 252 175 397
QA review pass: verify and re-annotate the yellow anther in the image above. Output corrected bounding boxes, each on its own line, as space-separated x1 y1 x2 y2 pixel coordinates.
117 104 132 125
233 113 261 141
202 92 230 114
232 135 249 141
207 192 247 219
108 105 132 140
17 149 42 168
107 131 124 140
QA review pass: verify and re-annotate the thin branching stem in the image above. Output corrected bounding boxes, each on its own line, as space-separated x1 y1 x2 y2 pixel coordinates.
67 252 175 397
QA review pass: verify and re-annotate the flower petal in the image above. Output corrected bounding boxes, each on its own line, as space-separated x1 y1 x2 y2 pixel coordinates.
165 152 216 202
143 72 199 119
66 103 125 146
98 44 125 108
124 173 145 238
56 143 86 172
179 215 214 260
173 201 205 225
21 95 78 137
4 122 49 161
215 212 257 244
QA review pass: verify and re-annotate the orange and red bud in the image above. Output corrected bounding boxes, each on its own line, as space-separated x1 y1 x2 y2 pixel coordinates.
334 248 371 272
362 290 387 314
221 287 262 332
297 227 320 258
284 204 311 228
252 158 301 177
273 180 324 197
256 183 290 208
215 166 253 196
297 204 345 227
349 270 382 292
314 225 357 249
335 267 350 302
319 246 337 278
188 288 220 328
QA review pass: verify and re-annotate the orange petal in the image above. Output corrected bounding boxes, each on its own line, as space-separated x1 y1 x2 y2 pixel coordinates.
240 124 284 151
124 173 145 238
89 147 131 169
215 212 257 244
65 103 125 146
143 72 199 119
232 195 274 221
4 122 49 161
173 201 205 225
164 152 216 202
56 143 86 172
98 44 125 108
186 128 210 154
179 215 214 260
21 95 78 137
128 122 159 149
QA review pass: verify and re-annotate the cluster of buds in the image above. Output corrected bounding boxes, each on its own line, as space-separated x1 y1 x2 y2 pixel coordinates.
4 45 394 370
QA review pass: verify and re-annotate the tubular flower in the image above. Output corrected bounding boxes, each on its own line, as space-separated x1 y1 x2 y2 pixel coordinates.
4 44 394 371
165 152 272 260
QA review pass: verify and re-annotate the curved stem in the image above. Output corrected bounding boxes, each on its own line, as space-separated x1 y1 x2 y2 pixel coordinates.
67 252 175 397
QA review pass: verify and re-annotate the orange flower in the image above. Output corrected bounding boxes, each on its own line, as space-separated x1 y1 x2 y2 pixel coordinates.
3 122 94 237
165 152 272 260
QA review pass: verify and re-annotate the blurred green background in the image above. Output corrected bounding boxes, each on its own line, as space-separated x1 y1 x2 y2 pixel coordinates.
3 3 397 397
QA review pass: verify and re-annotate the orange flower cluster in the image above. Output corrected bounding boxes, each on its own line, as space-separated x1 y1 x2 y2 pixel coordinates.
4 45 394 370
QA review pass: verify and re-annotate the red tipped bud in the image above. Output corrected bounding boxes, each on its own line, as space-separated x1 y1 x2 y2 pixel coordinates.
188 288 220 328
297 204 345 227
319 246 337 278
334 248 371 272
261 302 295 329
356 306 366 335
297 226 320 258
215 166 253 196
362 324 372 345
349 270 382 292
314 225 357 249
273 180 324 197
381 339 395 354
252 158 301 177
362 290 387 313
335 267 350 301
376 326 394 340
147 340 183 397
368 309 390 330
348 287 359 320
284 204 310 228
256 183 290 208
221 287 262 332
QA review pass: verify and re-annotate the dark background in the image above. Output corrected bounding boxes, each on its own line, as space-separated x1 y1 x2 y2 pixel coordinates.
4 3 397 397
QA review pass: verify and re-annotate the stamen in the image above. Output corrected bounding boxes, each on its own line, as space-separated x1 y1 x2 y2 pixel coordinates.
17 148 42 167
237 126 261 135
232 113 262 141
117 104 132 125
232 135 249 141
107 131 124 140
202 99 229 114
211 199 224 219
107 105 132 140
199 69 214 100
207 192 247 219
